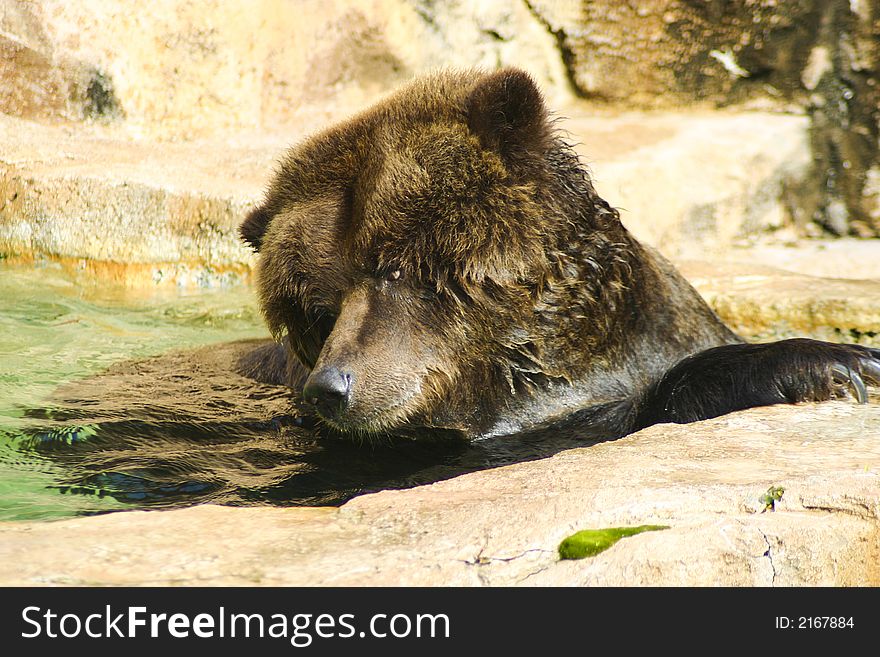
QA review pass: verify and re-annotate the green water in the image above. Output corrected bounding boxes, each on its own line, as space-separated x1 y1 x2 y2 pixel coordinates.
0 262 266 521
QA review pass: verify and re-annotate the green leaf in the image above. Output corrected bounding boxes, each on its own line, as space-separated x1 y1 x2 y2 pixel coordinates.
558 525 670 560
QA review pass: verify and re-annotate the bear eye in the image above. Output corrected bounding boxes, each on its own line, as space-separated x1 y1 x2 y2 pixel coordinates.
386 269 402 282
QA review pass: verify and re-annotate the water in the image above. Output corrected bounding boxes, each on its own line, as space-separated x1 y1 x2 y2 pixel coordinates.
0 263 268 520
0 262 595 522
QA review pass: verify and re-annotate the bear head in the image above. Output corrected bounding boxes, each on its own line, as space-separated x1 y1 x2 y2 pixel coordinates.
242 69 630 438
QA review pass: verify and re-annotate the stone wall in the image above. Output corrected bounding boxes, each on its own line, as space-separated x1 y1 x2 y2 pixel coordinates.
528 0 880 237
0 0 571 138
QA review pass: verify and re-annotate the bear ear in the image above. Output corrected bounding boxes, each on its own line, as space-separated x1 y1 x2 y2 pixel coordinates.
464 68 550 161
240 204 274 251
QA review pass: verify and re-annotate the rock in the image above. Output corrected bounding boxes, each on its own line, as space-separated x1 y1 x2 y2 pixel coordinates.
0 113 271 286
1 402 878 586
527 1 879 108
571 111 810 258
0 0 570 140
0 8 85 121
679 260 880 344
527 0 880 237
718 238 880 281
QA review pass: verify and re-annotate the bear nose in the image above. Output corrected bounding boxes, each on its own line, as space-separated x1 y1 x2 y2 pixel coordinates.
303 367 353 417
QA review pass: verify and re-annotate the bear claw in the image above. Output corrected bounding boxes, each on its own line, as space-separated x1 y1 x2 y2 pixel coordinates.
831 363 868 404
860 357 880 386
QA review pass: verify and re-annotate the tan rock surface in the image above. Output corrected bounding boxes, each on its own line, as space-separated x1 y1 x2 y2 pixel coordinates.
1 402 878 586
0 0 571 139
0 113 270 285
567 111 810 258
721 238 880 281
680 260 880 343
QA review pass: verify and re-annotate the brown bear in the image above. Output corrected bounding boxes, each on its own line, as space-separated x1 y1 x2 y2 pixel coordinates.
240 68 880 441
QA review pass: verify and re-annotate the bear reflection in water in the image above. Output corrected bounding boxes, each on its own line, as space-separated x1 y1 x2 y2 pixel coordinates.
33 68 880 510
29 341 605 509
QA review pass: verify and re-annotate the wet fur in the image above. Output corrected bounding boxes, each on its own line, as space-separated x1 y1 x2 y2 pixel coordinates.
240 68 880 440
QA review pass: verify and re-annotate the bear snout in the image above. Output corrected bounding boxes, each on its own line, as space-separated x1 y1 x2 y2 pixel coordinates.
303 366 353 420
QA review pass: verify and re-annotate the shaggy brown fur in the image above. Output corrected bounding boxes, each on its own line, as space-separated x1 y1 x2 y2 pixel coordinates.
241 68 880 440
